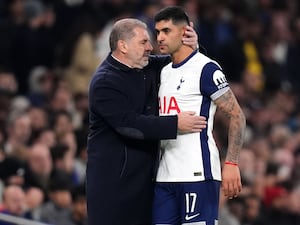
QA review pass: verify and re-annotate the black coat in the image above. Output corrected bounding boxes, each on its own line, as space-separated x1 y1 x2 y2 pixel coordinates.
87 54 177 225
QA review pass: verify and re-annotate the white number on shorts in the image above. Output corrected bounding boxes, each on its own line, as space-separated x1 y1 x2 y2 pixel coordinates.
185 192 197 213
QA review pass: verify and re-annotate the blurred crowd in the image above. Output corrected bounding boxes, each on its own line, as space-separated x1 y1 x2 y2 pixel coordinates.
0 0 300 225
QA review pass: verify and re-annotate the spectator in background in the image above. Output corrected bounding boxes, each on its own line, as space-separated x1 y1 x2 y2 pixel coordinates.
286 15 300 95
219 196 245 225
27 106 49 138
260 3 293 94
216 8 264 84
0 67 18 130
57 131 80 184
63 30 99 96
58 131 77 155
0 88 12 134
0 0 25 69
0 67 18 96
50 142 79 187
27 66 55 108
73 128 88 185
72 93 89 130
50 143 70 172
9 0 45 94
64 185 87 225
9 0 57 94
39 172 72 225
52 111 74 142
47 84 75 122
30 128 56 149
196 0 233 58
242 194 262 225
0 185 31 224
0 156 25 187
24 143 53 193
24 186 44 221
4 112 32 161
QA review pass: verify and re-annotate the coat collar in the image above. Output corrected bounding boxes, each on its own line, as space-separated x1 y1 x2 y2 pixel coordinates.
107 53 133 72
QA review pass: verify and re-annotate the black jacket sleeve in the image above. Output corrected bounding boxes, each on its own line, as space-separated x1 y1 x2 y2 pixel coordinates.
89 69 177 140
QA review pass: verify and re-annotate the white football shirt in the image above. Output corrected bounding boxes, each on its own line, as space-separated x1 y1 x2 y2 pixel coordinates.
156 50 229 182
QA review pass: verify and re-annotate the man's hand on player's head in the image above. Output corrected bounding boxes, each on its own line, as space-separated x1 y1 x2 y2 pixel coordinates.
182 22 199 50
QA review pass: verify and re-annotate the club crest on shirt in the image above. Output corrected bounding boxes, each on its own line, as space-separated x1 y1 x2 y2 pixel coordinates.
177 77 185 90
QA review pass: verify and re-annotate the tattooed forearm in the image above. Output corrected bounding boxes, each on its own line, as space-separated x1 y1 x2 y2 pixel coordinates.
215 89 246 163
215 90 235 119
226 111 245 163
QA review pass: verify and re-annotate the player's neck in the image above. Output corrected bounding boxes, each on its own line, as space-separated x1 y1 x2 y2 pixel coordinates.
171 46 194 65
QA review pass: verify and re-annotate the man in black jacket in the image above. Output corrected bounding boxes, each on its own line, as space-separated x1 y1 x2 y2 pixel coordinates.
87 18 206 225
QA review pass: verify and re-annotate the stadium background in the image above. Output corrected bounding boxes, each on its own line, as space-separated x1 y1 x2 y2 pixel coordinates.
0 0 300 224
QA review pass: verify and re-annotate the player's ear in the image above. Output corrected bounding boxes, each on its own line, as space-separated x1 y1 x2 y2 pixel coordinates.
182 26 188 38
118 40 128 54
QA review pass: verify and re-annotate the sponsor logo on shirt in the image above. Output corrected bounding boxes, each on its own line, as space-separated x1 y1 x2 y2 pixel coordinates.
159 96 180 114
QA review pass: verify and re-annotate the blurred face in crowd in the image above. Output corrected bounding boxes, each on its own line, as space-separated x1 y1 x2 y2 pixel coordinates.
29 144 52 177
0 72 18 94
57 132 77 173
51 87 72 112
54 113 73 138
50 190 72 209
28 107 48 131
25 187 44 210
35 129 56 148
3 185 26 216
11 114 32 144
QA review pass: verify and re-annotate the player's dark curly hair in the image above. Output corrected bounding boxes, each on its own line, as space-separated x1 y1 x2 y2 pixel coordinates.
154 6 190 26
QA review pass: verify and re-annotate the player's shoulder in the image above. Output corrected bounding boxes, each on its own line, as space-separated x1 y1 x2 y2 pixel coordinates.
196 52 222 68
189 52 221 72
196 52 219 65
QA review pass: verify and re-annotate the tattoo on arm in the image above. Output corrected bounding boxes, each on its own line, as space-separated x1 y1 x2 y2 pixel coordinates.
214 89 246 163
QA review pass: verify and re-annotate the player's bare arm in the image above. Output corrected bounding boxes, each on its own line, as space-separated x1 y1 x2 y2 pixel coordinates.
214 89 246 199
215 89 246 163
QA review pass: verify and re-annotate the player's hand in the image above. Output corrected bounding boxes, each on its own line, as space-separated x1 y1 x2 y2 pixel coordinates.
182 22 198 50
177 111 206 133
221 163 242 199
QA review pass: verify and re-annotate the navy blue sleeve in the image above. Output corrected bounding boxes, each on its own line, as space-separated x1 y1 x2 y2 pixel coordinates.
200 62 229 98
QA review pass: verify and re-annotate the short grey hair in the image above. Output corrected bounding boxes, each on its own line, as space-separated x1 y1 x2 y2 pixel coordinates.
109 18 147 51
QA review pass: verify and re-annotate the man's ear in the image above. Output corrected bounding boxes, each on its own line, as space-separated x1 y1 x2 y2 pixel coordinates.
118 40 127 54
